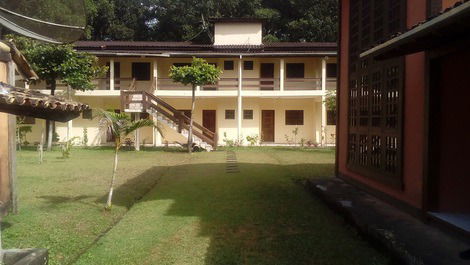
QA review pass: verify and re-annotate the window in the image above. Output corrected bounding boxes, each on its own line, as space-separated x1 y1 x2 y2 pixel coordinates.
243 110 253 120
18 116 35 124
327 63 337 78
286 63 305 78
224 61 234 70
347 0 406 186
225 110 235 120
173 63 191 67
82 109 93 120
132 62 150 81
244 61 254 70
327 110 336 125
285 110 303 125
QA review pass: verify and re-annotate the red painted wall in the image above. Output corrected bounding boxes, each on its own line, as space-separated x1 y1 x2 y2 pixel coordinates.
436 51 470 213
338 0 427 209
442 0 461 9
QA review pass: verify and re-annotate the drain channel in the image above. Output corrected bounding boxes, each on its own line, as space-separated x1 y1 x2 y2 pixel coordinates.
226 151 240 173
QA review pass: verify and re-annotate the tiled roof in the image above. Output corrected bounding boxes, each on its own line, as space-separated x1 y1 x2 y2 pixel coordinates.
74 41 337 55
361 0 470 59
0 82 89 122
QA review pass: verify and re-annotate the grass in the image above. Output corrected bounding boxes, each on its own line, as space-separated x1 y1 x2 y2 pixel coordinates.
4 147 389 265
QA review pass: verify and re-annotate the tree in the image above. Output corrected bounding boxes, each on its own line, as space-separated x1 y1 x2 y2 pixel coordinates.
98 110 154 210
169 58 221 153
9 35 107 150
82 0 338 42
324 90 336 111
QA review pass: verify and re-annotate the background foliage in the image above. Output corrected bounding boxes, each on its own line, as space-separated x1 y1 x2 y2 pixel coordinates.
84 0 338 42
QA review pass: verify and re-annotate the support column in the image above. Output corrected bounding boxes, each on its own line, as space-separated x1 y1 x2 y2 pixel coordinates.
66 85 72 141
280 59 285 91
109 59 115 91
67 120 73 141
237 56 243 142
135 113 141 151
321 57 327 146
153 59 158 93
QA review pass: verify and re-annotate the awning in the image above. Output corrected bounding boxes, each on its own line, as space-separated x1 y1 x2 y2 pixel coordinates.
0 82 89 122
361 0 470 60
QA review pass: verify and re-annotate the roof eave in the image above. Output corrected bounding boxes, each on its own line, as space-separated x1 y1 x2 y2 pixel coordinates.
360 1 470 60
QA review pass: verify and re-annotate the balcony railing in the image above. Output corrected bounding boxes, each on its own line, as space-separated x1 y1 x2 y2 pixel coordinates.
285 78 322 90
158 78 239 91
326 78 337 90
96 77 336 91
93 77 136 90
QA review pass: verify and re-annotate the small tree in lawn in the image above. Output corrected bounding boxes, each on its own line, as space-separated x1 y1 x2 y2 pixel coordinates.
9 35 107 151
169 57 221 153
98 111 154 210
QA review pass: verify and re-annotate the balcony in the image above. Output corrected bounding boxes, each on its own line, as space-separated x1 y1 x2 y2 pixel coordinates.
157 78 325 91
84 77 336 98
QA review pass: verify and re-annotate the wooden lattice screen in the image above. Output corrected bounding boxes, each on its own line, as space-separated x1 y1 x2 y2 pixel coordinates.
347 0 406 188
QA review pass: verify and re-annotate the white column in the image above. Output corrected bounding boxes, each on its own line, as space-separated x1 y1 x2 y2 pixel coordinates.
321 57 327 91
321 57 327 146
153 59 158 93
66 85 72 141
237 56 243 142
135 113 141 151
280 59 285 91
67 120 73 141
109 59 115 91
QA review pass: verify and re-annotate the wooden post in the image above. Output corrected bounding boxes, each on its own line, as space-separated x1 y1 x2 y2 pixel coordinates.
7 60 17 214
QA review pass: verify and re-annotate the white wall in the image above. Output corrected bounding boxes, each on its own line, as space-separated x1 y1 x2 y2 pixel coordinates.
214 23 263 45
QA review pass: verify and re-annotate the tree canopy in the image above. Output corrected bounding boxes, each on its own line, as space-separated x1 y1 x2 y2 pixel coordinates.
169 57 221 88
84 0 338 42
9 35 107 92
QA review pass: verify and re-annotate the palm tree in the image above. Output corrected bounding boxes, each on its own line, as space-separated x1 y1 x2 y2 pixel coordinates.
98 110 154 210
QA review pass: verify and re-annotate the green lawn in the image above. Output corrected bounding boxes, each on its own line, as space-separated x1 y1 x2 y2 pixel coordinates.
4 147 389 265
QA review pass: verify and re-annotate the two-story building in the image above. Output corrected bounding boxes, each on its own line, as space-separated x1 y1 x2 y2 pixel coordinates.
27 18 337 148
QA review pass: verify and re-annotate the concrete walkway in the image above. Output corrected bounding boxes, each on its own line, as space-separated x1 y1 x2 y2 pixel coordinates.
308 178 470 265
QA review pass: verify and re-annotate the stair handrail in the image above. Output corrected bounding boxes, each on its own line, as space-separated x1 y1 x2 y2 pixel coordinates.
121 90 217 147
144 92 215 138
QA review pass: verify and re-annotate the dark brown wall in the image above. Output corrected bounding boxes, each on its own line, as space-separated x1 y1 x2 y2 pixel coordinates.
434 50 470 213
338 0 428 209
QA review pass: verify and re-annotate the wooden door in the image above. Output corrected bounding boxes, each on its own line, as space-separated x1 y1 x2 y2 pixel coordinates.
260 63 275 90
261 110 275 142
202 110 216 137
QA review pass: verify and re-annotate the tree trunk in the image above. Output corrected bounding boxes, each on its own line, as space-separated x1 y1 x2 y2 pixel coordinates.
46 81 56 151
106 144 120 210
187 85 196 153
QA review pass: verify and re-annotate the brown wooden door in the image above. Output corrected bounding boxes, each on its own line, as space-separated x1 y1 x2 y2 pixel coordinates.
261 110 275 142
202 110 216 137
260 63 275 90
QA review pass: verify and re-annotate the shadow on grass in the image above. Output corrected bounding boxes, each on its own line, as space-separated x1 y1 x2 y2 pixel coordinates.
88 162 386 265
